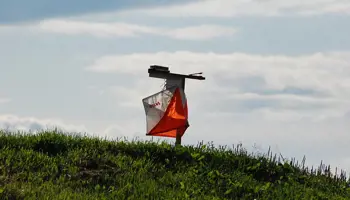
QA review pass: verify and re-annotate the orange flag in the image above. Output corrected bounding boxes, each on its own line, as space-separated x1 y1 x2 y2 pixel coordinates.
142 86 189 138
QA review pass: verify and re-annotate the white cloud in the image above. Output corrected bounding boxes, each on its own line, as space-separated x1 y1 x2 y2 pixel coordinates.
36 19 237 40
103 123 149 141
124 0 350 18
85 51 350 122
38 19 153 37
161 25 237 41
0 98 11 104
0 114 88 133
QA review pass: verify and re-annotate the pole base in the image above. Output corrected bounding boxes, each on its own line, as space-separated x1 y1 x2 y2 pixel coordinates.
175 134 181 146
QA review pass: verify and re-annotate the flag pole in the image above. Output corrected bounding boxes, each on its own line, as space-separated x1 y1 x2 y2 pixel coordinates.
147 65 205 146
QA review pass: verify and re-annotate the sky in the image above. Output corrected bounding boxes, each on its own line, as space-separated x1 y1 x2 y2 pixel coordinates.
1 0 350 174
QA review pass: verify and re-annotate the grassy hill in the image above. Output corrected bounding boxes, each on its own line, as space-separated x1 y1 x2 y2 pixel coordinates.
0 130 349 199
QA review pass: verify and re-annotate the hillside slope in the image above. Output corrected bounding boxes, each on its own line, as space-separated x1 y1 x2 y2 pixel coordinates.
0 130 349 199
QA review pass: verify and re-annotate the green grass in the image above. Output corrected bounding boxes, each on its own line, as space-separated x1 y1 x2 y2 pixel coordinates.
0 129 349 199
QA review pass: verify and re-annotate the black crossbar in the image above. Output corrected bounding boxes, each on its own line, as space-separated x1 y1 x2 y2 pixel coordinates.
148 66 205 80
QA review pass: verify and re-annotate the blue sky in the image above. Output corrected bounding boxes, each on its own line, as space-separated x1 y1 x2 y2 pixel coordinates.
1 0 350 173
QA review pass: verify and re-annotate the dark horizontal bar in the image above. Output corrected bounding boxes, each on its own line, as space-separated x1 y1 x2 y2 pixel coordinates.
148 68 205 80
149 65 170 73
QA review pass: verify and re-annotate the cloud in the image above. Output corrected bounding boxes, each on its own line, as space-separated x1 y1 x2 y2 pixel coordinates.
125 0 350 18
36 19 237 40
103 123 148 141
38 19 154 38
0 98 11 104
85 51 350 121
160 25 237 41
0 114 88 133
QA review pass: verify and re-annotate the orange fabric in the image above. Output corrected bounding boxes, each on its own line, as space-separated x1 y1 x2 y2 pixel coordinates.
147 88 189 138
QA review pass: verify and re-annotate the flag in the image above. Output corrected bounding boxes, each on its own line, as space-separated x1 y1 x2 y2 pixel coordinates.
142 86 189 138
